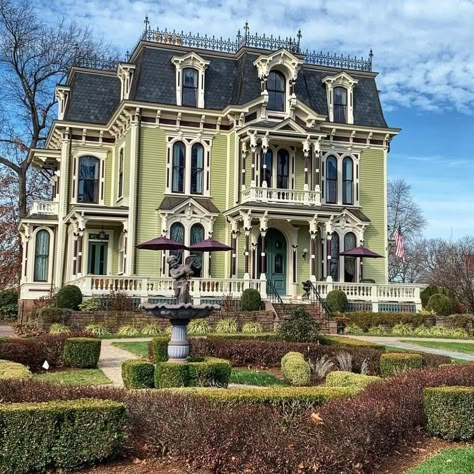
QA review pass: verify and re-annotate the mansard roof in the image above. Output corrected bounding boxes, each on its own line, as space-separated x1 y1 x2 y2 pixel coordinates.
64 44 387 129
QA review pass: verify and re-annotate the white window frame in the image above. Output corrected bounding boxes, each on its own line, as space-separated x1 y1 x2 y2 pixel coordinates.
321 152 359 206
29 226 54 284
257 144 295 190
172 52 210 109
117 145 125 200
322 72 358 124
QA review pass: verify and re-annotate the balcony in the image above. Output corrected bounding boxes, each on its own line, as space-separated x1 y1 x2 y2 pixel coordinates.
241 186 321 206
30 200 59 216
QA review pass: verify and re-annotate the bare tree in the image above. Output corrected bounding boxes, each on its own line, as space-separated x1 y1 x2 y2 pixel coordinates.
424 237 474 313
388 179 427 282
0 0 113 287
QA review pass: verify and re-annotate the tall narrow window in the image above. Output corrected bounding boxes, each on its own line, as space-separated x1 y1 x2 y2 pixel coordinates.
190 223 205 277
182 68 198 107
34 230 50 282
172 142 186 193
277 149 289 189
170 223 185 264
334 87 347 123
191 144 204 194
267 70 285 112
260 149 273 186
343 157 354 204
118 148 124 199
78 156 100 203
330 232 340 281
326 156 338 203
344 232 357 282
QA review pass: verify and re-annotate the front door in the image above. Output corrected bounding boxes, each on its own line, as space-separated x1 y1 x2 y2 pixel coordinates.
88 241 108 275
260 228 287 295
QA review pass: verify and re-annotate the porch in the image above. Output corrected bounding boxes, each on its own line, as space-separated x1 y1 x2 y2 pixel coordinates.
69 275 423 311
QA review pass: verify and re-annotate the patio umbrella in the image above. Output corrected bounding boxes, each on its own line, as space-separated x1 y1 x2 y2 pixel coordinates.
136 236 187 251
339 246 383 281
188 239 232 277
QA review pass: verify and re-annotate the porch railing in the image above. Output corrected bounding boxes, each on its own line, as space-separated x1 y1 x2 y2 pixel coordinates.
241 186 321 206
30 200 59 216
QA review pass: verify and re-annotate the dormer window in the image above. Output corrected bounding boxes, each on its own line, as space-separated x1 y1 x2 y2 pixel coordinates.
182 68 198 107
78 156 100 203
267 71 286 112
334 87 347 123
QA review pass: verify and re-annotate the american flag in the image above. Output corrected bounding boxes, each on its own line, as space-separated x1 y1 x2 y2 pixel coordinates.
394 226 406 262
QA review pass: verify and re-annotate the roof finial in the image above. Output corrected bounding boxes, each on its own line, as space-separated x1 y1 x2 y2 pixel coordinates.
144 15 150 33
297 29 302 52
369 49 373 70
244 21 249 38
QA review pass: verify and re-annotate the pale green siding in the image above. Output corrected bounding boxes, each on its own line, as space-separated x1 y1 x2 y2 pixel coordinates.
210 217 228 279
135 127 167 277
294 150 305 189
210 134 228 210
359 148 386 283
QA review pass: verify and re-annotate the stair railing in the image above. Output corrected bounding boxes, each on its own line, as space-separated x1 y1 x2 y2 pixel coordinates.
266 280 284 320
302 280 332 320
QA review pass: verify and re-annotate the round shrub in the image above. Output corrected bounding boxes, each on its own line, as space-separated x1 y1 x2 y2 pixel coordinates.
427 293 453 316
281 351 304 367
48 323 70 335
55 285 82 310
278 307 320 342
188 319 210 335
122 359 155 389
214 318 238 334
63 338 101 369
380 352 423 377
84 324 111 337
420 285 439 307
240 288 262 311
0 359 32 380
242 322 263 334
281 353 311 386
326 290 348 313
424 386 474 440
149 337 169 363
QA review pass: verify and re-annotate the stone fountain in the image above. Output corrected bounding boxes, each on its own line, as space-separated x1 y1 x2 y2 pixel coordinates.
141 255 219 363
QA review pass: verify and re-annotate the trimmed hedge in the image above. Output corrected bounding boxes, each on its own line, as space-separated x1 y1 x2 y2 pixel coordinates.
344 311 424 331
148 336 169 363
0 360 32 380
240 288 262 311
427 293 453 316
380 352 423 377
318 335 382 349
281 352 311 386
325 370 381 391
155 357 231 389
63 338 101 369
326 289 348 313
424 386 474 440
122 359 155 389
55 285 82 310
0 398 126 473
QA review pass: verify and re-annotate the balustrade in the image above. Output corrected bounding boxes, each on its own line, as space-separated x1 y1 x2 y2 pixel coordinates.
241 186 321 206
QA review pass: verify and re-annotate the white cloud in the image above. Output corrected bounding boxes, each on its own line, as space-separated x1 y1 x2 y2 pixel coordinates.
37 0 474 114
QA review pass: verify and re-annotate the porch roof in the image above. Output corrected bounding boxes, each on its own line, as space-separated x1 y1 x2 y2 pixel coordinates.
158 196 220 213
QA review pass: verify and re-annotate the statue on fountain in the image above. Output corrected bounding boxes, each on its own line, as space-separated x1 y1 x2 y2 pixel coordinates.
167 255 194 304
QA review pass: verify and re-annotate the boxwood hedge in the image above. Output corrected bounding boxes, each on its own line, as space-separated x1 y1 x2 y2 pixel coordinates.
122 359 155 389
380 352 423 377
63 338 101 369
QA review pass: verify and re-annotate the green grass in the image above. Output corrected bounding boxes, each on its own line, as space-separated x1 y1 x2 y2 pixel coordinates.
400 340 474 354
33 369 111 386
230 369 288 386
407 448 474 474
112 341 149 357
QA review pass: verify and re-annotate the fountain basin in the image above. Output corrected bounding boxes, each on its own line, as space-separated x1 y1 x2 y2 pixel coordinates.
141 303 219 363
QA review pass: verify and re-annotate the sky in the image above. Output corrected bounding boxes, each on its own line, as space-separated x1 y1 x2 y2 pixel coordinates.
39 0 474 238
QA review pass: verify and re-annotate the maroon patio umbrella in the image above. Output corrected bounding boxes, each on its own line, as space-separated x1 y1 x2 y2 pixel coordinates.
136 236 187 251
188 239 232 277
339 246 383 281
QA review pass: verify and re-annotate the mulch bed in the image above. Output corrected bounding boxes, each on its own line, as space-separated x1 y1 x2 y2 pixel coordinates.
73 458 210 473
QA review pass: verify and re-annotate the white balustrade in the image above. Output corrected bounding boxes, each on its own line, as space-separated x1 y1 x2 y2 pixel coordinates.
241 186 321 206
30 200 59 216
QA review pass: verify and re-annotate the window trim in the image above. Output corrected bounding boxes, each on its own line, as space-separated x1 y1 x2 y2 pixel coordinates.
333 87 348 123
33 229 51 282
322 72 358 124
71 150 107 206
342 157 354 205
77 155 101 204
117 146 124 200
325 155 338 204
182 68 199 108
191 143 205 194
267 70 286 112
171 141 186 194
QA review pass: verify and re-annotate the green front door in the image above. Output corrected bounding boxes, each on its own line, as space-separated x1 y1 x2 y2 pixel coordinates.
88 241 108 275
265 228 287 295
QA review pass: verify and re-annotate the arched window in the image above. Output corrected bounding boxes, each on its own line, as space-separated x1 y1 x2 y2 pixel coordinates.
170 222 185 264
191 143 204 194
343 157 354 205
34 230 50 282
334 87 347 123
326 156 338 203
330 232 340 281
78 156 100 203
267 70 285 112
260 149 273 186
182 68 198 107
344 232 357 282
277 149 289 189
190 223 205 277
172 142 186 193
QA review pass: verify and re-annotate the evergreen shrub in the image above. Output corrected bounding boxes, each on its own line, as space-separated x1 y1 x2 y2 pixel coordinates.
148 337 169 363
380 353 423 377
63 338 101 369
278 307 320 342
122 359 155 389
280 352 311 386
326 289 348 313
427 293 453 316
55 285 82 310
0 360 32 380
325 370 381 391
240 288 262 311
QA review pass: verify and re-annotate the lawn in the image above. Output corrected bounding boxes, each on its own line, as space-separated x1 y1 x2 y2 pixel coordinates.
407 448 474 474
230 368 288 386
112 341 149 357
400 340 474 354
34 369 111 386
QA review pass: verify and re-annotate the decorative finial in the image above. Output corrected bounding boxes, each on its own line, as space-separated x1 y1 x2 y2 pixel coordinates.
244 21 249 37
144 15 150 32
369 49 373 70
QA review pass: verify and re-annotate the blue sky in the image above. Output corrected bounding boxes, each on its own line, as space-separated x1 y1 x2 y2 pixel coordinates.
40 0 474 238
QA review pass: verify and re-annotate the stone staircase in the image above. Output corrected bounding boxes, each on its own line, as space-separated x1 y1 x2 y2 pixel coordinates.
272 302 336 334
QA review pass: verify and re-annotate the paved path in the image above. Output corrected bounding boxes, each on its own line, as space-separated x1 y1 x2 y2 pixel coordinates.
343 335 474 362
0 325 14 337
99 338 151 387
